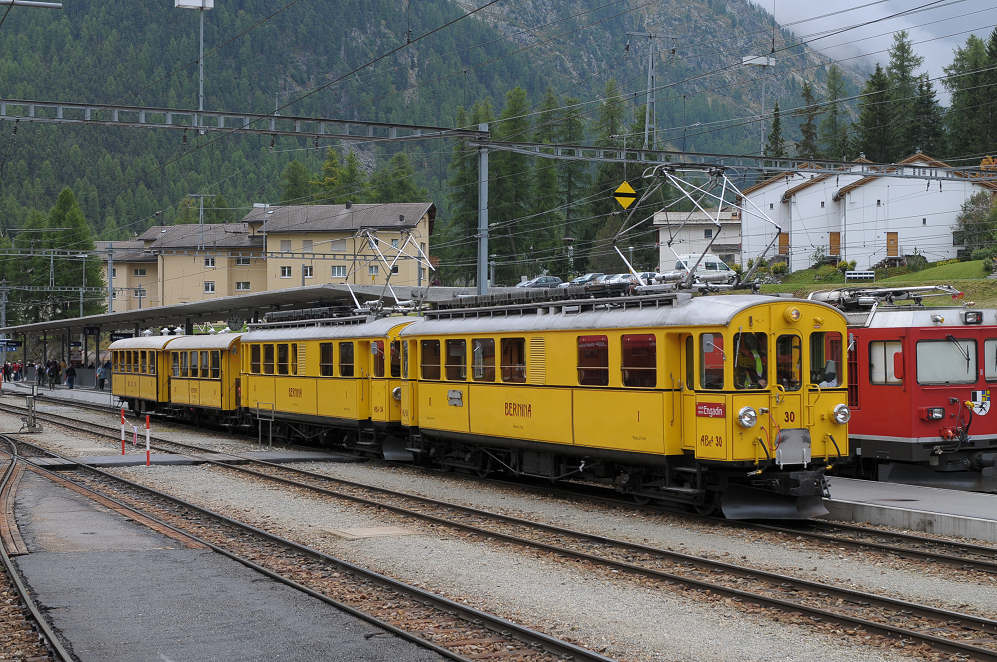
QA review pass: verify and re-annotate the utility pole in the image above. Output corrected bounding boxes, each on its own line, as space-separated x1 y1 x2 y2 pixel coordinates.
175 1 214 134
187 193 215 251
477 122 489 295
625 32 672 150
742 55 777 155
0 279 7 367
106 245 114 313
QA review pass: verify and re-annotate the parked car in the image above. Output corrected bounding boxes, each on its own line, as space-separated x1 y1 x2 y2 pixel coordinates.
515 275 564 288
559 272 605 288
659 254 737 285
603 273 637 285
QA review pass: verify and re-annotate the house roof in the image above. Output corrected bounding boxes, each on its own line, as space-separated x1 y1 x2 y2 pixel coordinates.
247 203 435 234
136 223 262 249
96 240 157 263
832 153 997 201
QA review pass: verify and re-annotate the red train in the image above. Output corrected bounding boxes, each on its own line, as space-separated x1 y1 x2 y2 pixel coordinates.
810 286 996 492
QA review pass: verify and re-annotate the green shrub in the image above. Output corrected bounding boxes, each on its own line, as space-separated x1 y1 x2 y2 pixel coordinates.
771 263 787 275
985 259 995 274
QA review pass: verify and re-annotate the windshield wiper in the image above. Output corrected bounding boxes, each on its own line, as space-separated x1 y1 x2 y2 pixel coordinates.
946 334 971 370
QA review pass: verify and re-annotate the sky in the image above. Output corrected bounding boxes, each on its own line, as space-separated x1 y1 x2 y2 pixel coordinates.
752 0 997 99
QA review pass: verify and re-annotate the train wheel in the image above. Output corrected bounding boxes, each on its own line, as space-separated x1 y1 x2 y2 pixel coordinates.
693 494 720 516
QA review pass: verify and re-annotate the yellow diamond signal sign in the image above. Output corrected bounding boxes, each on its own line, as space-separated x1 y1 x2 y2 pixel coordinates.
614 181 637 209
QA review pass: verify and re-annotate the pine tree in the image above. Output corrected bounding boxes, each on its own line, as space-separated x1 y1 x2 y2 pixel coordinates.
853 64 892 163
885 31 924 160
368 152 427 203
796 81 820 160
819 65 850 160
279 161 314 204
910 75 945 156
47 188 103 318
764 102 786 158
489 87 533 284
557 95 589 276
530 88 565 276
583 80 627 273
945 35 991 158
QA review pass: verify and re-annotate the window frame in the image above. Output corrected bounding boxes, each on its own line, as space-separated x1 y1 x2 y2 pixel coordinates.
500 337 526 384
915 338 977 385
577 334 609 386
621 333 656 388
420 339 441 380
339 341 354 377
868 340 903 385
445 339 467 381
472 338 495 382
319 342 334 377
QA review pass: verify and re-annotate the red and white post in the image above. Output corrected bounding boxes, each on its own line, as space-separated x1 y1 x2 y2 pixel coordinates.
132 424 138 447
145 415 151 466
120 408 126 455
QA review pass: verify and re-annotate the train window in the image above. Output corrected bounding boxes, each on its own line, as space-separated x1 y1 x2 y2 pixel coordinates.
372 340 385 378
685 336 694 388
500 338 526 383
577 335 609 386
251 345 261 374
190 351 199 378
172 352 179 377
319 343 334 376
916 339 976 385
277 344 289 375
622 334 656 387
339 342 354 377
263 344 275 375
180 351 188 377
775 335 802 391
390 341 401 378
200 351 210 378
810 332 842 387
868 340 902 385
701 333 727 389
149 352 156 376
291 344 298 375
445 339 467 381
472 338 495 382
733 333 767 389
402 341 411 378
211 351 220 379
420 340 441 380
140 351 147 374
985 340 997 381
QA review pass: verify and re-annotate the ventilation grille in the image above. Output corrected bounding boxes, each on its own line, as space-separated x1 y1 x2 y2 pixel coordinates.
527 337 546 384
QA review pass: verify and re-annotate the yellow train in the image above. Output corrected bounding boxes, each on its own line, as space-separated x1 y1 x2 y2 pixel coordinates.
110 291 851 518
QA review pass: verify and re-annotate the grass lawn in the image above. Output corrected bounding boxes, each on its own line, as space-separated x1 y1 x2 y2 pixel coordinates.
878 260 989 282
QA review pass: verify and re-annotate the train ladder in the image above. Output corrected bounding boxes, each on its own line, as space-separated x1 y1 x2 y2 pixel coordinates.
256 402 275 449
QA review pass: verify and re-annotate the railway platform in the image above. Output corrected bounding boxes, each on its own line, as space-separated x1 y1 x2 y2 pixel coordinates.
2 379 118 408
825 476 997 542
10 468 443 662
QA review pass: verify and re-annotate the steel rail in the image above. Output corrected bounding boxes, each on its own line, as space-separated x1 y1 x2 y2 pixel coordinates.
0 439 75 662
7 435 616 662
5 406 996 661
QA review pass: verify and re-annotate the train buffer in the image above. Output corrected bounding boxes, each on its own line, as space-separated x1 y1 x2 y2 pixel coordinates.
844 270 875 282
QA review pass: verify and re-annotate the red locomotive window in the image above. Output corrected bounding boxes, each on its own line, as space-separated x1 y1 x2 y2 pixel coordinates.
472 339 495 382
445 339 467 381
916 339 976 385
372 340 385 378
501 338 527 383
869 340 902 385
622 334 656 387
420 340 440 380
577 335 609 386
984 339 997 382
810 332 842 388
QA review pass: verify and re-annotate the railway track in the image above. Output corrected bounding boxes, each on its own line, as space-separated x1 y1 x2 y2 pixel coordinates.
0 438 73 662
4 435 614 662
4 401 997 660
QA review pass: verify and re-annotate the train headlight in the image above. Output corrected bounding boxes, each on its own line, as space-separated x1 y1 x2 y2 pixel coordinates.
392 386 402 401
783 307 802 323
963 310 983 324
737 406 757 428
920 406 945 420
832 403 851 424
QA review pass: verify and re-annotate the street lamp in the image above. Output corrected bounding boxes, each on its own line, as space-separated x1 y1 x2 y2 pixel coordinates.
742 55 776 155
175 0 214 134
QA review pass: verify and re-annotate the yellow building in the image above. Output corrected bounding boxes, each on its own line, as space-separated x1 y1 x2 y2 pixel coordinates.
245 202 435 290
100 203 433 310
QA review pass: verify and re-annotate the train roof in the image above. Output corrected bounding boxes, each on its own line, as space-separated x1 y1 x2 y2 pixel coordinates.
162 333 243 350
108 335 176 350
401 294 840 336
846 307 997 328
241 316 414 342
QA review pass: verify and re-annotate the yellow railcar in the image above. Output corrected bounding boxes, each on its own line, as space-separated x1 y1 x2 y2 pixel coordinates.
399 293 850 518
109 336 174 412
239 317 414 450
165 334 243 417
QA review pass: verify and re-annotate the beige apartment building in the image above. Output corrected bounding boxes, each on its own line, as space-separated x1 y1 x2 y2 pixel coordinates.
100 202 434 309
247 202 435 290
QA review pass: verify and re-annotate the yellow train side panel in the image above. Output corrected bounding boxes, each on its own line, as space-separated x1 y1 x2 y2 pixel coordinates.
274 377 317 415
400 381 416 426
573 390 666 454
315 379 361 421
468 385 572 443
188 380 201 406
370 379 393 423
694 395 733 461
244 375 275 411
417 382 470 433
198 380 223 409
171 379 191 405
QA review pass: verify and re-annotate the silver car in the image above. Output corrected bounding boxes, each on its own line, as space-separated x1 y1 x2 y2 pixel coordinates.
660 255 737 285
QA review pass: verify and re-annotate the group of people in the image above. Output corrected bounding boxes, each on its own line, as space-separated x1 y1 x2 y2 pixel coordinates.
1 362 24 382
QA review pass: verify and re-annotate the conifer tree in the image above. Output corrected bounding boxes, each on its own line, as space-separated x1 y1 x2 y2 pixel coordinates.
945 35 991 158
910 75 945 156
489 87 533 283
279 161 314 204
557 95 589 275
530 88 565 275
764 102 786 158
583 79 627 273
853 64 892 163
819 65 850 160
368 152 427 203
885 31 924 160
796 81 820 160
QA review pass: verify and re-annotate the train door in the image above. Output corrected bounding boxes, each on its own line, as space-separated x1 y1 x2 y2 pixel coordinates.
769 333 805 464
694 331 729 461
680 335 698 453
357 340 371 419
400 339 418 426
369 339 389 422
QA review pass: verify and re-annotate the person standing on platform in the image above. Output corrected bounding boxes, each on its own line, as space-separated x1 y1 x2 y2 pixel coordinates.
95 362 105 391
65 364 76 389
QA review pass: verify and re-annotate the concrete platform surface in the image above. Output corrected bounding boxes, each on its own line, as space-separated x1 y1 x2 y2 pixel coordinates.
13 471 443 662
2 380 119 407
826 476 997 542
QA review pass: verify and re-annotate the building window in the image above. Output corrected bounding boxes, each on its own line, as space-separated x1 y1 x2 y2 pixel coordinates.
703 228 713 239
133 268 146 276
923 218 927 225
391 239 399 248
369 265 379 275
203 281 215 293
302 239 313 252
331 265 347 278
368 237 379 250
280 266 292 278
111 268 116 278
303 265 314 279
111 290 117 299
134 288 147 298
204 257 215 268
391 265 399 274
876 199 882 207
236 281 250 291
280 239 291 252
236 256 251 266
769 202 774 209
329 239 347 252
820 201 825 208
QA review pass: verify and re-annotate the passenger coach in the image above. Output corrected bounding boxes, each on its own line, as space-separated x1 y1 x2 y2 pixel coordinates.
109 336 174 412
399 292 851 518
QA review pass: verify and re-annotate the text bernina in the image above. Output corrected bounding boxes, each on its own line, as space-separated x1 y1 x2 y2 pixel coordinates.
504 402 532 417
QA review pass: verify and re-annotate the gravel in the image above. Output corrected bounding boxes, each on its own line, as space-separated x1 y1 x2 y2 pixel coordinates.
112 464 923 662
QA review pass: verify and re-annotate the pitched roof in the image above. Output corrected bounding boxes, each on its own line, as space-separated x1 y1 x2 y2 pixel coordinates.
96 240 157 263
137 223 261 249
832 153 997 201
247 203 435 234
